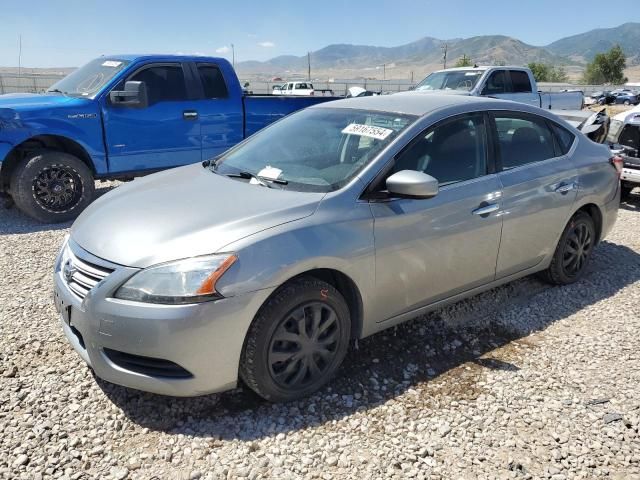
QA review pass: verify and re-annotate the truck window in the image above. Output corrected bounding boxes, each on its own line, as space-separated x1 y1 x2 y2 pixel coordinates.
129 65 188 104
287 83 293 90
483 71 508 95
510 71 532 93
197 64 228 99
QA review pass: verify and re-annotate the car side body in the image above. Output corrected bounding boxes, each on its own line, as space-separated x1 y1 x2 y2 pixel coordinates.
53 94 620 399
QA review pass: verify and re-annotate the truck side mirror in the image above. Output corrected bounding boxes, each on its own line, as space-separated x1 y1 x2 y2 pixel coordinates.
109 81 149 108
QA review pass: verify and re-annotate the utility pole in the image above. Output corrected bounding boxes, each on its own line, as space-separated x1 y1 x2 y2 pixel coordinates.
307 52 311 81
441 43 448 69
231 43 235 68
383 63 386 81
18 35 22 83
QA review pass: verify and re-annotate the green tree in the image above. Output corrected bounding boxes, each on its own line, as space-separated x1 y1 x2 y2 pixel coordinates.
548 66 568 83
455 54 472 67
528 62 550 82
583 45 627 85
528 63 569 83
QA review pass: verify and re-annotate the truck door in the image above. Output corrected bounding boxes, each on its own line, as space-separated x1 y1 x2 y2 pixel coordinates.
102 62 203 173
191 63 244 161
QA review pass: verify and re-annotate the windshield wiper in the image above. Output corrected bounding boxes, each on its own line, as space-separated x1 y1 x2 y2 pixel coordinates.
225 171 288 187
46 88 67 95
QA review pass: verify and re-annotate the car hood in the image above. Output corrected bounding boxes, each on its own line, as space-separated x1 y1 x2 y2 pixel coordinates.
398 89 471 96
0 92 90 111
71 163 325 268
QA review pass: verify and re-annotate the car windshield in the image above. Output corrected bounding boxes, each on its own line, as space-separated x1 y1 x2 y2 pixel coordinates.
47 58 130 98
415 70 483 92
212 107 416 192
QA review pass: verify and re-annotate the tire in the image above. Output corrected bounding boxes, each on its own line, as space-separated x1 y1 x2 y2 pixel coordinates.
539 211 596 285
624 100 631 106
240 277 351 402
10 151 94 223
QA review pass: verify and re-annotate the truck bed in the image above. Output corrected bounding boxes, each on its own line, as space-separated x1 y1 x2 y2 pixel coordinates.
243 95 341 137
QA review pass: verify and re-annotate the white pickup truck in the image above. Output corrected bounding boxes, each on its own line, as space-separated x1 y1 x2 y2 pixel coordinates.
272 81 315 96
413 66 583 110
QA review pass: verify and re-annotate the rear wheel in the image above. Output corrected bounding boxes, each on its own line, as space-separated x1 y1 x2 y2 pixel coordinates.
539 211 596 285
10 151 94 223
240 277 351 402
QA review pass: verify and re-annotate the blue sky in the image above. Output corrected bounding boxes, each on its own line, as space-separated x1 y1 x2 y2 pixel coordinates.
1 0 638 68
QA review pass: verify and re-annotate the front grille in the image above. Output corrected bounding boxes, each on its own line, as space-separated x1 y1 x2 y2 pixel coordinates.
103 349 193 378
63 250 114 300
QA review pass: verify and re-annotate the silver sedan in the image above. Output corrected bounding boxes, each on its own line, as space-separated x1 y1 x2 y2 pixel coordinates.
53 94 621 402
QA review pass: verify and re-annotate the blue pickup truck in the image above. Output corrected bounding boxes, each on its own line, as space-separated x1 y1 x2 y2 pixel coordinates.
0 55 338 222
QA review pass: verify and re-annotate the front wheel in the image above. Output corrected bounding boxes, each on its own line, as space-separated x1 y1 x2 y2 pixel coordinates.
624 100 631 106
240 277 351 402
10 151 95 223
539 211 596 285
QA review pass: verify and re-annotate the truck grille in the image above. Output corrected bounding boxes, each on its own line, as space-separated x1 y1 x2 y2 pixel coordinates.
63 250 114 300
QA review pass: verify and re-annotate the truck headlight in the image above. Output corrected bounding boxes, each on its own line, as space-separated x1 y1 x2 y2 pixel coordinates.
114 254 237 304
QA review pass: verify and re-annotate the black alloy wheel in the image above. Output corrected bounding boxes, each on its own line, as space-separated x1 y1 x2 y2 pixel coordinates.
32 164 83 213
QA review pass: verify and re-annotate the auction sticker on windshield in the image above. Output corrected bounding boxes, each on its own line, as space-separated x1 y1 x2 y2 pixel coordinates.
102 60 122 67
342 123 393 140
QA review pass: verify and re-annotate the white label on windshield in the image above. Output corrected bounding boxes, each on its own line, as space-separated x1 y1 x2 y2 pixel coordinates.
342 123 393 140
257 166 283 180
102 60 122 67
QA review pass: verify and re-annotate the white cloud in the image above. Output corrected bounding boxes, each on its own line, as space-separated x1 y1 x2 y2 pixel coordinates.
258 41 275 48
216 46 230 54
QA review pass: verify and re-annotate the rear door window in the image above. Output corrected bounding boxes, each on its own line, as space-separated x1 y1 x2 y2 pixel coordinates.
510 71 532 93
197 64 228 99
550 123 575 155
493 113 556 169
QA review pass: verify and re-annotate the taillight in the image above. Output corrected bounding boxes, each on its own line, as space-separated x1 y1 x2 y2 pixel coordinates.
610 155 623 177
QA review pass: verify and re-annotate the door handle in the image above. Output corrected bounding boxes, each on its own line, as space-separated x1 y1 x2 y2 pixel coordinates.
555 182 577 194
183 110 199 120
472 203 499 216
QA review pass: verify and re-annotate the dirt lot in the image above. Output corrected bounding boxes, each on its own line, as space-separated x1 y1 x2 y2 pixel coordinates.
1 186 639 480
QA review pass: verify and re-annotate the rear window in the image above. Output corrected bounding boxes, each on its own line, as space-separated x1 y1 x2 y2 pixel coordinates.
551 123 575 155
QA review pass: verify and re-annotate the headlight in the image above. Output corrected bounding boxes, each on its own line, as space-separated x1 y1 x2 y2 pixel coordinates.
114 254 237 304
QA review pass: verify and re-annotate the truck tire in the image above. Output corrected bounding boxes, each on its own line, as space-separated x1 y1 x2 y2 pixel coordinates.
10 151 95 223
240 277 351 402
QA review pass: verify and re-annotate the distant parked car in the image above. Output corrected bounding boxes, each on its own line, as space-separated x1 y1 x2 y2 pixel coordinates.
586 91 616 106
55 94 620 401
272 81 315 96
612 91 639 106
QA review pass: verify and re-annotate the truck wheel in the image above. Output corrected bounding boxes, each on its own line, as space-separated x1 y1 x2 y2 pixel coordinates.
240 277 351 402
10 151 94 223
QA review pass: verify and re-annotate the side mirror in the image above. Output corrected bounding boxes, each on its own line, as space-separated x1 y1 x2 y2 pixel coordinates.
109 81 149 108
386 170 439 199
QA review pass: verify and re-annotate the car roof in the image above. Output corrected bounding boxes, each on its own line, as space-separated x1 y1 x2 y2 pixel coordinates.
312 92 522 117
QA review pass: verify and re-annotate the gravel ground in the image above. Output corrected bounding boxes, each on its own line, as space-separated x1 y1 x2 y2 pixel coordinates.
1 184 639 480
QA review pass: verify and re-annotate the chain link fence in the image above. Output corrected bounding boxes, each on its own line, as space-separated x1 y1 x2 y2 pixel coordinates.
0 72 625 98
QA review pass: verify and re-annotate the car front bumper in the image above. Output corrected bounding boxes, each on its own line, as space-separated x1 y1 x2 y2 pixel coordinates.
54 240 274 397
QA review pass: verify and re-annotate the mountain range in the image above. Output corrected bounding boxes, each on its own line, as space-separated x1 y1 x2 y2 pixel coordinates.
236 22 640 80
